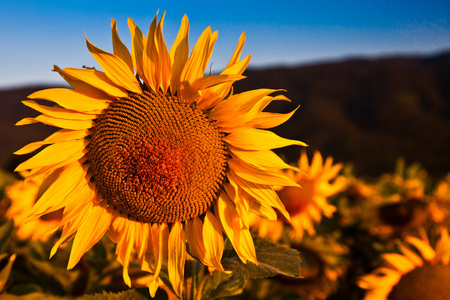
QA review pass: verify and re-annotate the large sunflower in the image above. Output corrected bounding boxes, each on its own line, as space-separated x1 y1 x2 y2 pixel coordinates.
358 228 450 299
14 13 305 297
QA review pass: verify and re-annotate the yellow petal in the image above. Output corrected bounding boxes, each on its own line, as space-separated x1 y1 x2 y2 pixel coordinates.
51 204 91 258
24 114 93 130
196 81 233 110
223 183 250 229
203 211 226 273
86 36 141 94
169 14 189 93
29 164 88 219
148 277 160 298
222 54 251 76
154 13 171 93
14 129 88 155
182 74 244 103
309 151 324 178
56 175 95 227
224 128 307 150
53 66 113 100
216 191 257 264
228 170 290 221
406 236 436 261
168 221 186 298
381 253 416 273
181 26 212 85
128 18 146 82
28 88 110 113
150 223 166 282
134 223 150 268
398 243 423 267
141 14 158 91
185 217 207 263
210 89 277 123
56 67 128 98
249 200 278 221
111 19 134 73
25 154 87 182
228 146 300 171
207 31 218 64
15 117 39 126
68 203 112 269
245 106 299 129
225 32 246 69
15 139 87 172
191 74 245 91
228 158 300 188
116 218 137 287
22 100 97 120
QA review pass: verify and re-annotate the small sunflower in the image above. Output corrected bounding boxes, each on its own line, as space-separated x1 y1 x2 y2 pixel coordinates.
5 174 61 241
360 162 430 238
14 13 305 297
251 150 345 242
358 228 450 299
275 234 348 300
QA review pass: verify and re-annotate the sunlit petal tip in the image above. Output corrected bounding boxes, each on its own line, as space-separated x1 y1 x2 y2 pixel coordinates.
15 117 39 126
85 35 141 94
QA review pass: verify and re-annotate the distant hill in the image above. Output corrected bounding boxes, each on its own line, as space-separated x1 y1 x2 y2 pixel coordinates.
1 51 449 177
0 85 64 173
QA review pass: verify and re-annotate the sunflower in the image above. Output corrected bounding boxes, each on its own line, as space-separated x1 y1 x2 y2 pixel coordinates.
274 234 348 300
359 162 430 238
14 13 305 297
5 174 61 241
358 228 450 299
251 150 345 242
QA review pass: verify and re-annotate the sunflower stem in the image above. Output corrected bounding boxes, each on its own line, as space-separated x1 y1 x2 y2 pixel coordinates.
194 273 208 300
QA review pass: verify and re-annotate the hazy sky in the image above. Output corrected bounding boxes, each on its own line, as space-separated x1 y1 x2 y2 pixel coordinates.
1 0 449 88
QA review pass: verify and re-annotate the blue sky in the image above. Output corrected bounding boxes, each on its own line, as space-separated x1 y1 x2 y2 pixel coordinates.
1 0 449 88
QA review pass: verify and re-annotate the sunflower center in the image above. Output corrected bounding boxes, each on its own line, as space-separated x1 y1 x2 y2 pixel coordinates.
378 199 427 228
88 91 228 223
388 263 450 300
277 184 313 216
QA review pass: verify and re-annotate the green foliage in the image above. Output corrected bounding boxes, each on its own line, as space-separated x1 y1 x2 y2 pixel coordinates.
201 272 245 299
222 236 301 279
1 162 449 300
0 219 14 253
79 290 149 300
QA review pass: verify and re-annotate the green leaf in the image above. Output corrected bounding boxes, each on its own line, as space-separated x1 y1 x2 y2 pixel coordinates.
78 289 150 300
4 290 150 300
27 256 80 291
222 236 301 279
201 271 246 300
0 219 14 253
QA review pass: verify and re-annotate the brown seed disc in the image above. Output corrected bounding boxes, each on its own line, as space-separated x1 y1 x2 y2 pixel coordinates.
88 91 228 223
388 263 450 300
377 198 427 228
